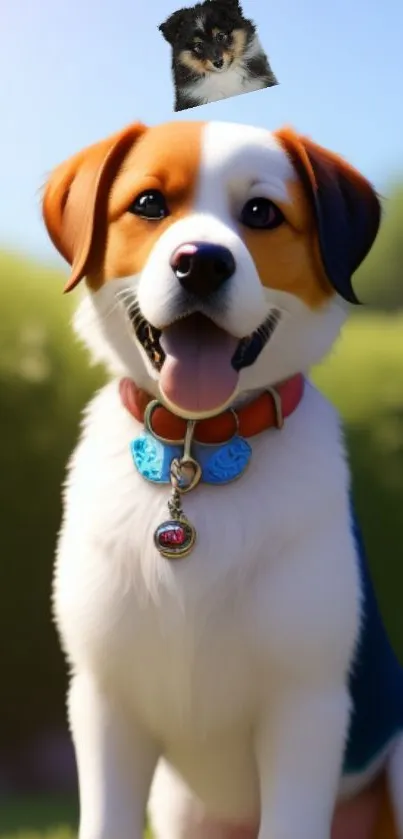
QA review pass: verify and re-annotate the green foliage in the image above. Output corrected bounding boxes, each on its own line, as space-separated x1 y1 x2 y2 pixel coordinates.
0 252 105 756
355 183 403 309
313 314 403 657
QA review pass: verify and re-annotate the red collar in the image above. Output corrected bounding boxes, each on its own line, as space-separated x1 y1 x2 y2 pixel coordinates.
119 375 304 445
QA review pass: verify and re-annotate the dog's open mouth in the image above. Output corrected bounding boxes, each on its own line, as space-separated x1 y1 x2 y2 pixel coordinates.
128 301 281 415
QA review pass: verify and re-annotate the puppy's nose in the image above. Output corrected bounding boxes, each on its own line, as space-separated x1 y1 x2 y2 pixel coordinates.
170 243 236 297
213 58 224 68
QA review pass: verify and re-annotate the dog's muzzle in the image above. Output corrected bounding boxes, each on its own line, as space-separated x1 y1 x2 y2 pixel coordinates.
123 244 281 416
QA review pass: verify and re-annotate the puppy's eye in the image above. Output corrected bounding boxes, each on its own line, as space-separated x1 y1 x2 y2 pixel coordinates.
127 190 169 221
215 31 228 43
240 198 284 230
193 42 204 55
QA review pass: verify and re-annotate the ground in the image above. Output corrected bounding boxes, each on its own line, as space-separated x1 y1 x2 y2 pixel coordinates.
0 797 154 839
0 797 77 839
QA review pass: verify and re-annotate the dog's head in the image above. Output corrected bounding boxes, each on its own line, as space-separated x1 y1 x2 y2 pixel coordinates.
42 120 380 419
159 0 252 75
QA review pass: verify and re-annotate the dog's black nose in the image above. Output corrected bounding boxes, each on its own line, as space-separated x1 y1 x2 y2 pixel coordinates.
170 243 236 297
213 58 224 68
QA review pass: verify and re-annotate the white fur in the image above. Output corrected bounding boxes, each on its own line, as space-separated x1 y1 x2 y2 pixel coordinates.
182 37 271 105
54 123 402 839
57 380 358 839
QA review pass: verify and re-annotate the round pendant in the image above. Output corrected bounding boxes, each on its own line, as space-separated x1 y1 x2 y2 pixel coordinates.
154 519 196 560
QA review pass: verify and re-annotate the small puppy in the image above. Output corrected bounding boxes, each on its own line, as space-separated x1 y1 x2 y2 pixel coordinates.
42 120 403 839
159 0 277 111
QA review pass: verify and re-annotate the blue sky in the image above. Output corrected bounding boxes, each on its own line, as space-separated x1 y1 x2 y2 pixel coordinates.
1 0 403 263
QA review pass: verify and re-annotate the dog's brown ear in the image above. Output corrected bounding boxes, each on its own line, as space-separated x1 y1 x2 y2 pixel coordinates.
274 127 381 304
42 122 147 292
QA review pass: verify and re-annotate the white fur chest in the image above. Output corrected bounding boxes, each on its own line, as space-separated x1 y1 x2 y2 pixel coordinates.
186 64 267 104
55 379 357 746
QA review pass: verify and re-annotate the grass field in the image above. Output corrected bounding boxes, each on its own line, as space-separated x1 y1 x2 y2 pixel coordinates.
0 798 155 839
0 797 77 839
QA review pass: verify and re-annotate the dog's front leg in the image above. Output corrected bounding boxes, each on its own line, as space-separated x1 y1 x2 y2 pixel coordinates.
255 686 350 839
69 673 159 839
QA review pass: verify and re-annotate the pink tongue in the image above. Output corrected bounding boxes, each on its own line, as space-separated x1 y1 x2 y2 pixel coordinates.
159 314 239 414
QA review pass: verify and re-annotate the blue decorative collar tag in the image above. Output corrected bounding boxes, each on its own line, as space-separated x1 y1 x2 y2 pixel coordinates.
130 400 252 560
131 431 251 486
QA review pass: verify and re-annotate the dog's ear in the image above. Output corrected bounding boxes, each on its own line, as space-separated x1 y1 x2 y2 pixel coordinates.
42 123 147 292
275 127 381 304
158 10 187 45
212 0 243 15
222 0 243 10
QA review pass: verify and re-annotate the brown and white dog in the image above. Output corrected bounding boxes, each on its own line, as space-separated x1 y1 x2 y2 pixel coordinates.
43 120 403 839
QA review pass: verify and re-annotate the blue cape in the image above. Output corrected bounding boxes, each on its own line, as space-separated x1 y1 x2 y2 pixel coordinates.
343 504 403 775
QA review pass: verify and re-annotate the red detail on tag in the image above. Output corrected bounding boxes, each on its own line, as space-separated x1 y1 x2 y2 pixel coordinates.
158 525 187 547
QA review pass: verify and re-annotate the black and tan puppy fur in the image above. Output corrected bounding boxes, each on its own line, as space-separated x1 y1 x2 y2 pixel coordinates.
159 0 278 111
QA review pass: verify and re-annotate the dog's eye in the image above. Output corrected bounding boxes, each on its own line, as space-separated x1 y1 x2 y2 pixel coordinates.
128 190 169 221
215 31 228 43
193 42 204 55
240 198 284 230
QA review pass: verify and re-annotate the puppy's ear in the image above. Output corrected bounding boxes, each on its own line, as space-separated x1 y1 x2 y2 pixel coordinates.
212 0 243 14
275 127 381 304
223 0 243 9
158 10 186 45
42 123 146 292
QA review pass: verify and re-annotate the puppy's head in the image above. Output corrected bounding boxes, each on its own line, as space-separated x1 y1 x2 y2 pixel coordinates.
43 120 380 419
159 0 251 75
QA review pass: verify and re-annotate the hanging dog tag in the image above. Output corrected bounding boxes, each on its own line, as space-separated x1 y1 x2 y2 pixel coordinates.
154 489 197 560
132 401 251 559
154 418 199 559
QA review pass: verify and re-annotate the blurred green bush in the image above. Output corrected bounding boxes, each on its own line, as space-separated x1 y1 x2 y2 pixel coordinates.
0 235 402 772
313 315 403 654
354 183 403 310
0 252 104 764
